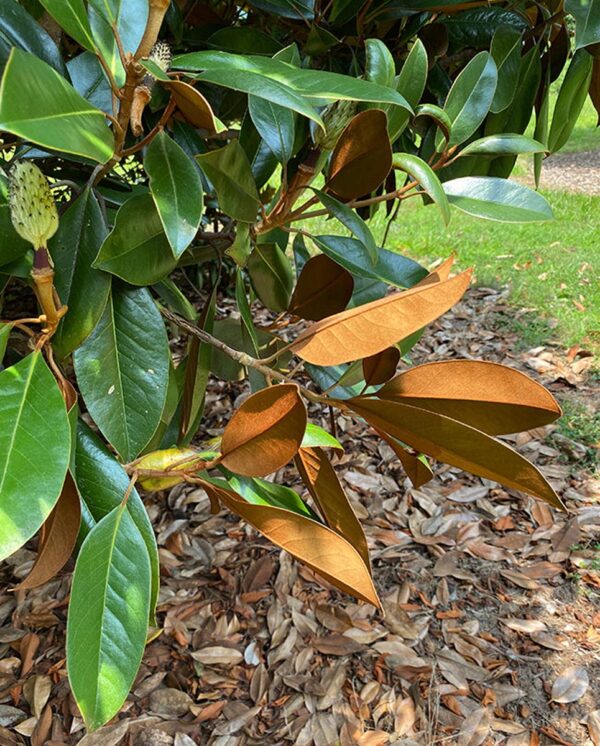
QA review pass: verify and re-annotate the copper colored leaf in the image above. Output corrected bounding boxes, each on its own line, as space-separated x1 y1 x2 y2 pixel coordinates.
295 446 370 569
346 397 565 509
327 109 392 200
288 254 353 321
165 80 218 132
414 255 455 287
291 269 471 366
375 429 433 488
199 479 380 607
362 347 400 386
220 384 307 477
377 360 561 435
16 473 81 590
551 665 589 703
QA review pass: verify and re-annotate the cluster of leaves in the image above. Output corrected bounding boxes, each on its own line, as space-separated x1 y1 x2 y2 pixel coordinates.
1 0 598 733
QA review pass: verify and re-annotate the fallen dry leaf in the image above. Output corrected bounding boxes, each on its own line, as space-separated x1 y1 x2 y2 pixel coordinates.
551 665 590 703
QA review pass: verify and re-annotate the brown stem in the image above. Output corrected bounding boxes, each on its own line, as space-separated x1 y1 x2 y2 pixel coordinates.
30 248 67 338
135 0 170 60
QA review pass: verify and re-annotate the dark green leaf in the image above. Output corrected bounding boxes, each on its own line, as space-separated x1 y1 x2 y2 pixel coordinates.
196 141 261 222
548 49 594 153
145 131 204 258
443 51 498 147
248 95 295 164
67 52 113 113
388 38 427 142
0 49 114 163
246 0 315 20
247 243 294 312
94 194 178 285
0 203 30 265
459 134 546 156
313 235 428 288
0 352 70 561
0 0 65 72
74 420 160 619
312 189 378 263
73 284 170 461
67 503 150 731
566 0 600 49
50 189 111 358
443 177 553 222
490 26 522 114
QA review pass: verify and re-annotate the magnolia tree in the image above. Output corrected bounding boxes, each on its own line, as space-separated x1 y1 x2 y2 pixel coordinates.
0 0 598 732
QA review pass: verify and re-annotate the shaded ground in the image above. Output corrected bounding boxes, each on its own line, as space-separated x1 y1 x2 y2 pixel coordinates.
1 286 599 746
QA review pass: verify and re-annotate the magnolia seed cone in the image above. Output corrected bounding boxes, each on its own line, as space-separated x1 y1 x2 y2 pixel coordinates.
9 161 58 249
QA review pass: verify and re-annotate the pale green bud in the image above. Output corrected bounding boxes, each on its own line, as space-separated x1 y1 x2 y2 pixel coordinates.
314 99 358 150
8 161 58 249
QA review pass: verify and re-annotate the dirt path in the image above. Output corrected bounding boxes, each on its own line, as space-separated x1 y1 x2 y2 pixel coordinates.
1 287 599 746
522 149 600 194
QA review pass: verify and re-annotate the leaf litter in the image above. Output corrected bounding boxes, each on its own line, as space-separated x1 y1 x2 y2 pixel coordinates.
0 286 599 745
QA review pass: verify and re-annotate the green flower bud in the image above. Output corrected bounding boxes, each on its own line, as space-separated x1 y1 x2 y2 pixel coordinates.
314 99 358 150
8 161 58 249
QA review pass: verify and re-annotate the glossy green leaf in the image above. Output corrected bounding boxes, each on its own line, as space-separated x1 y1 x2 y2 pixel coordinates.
313 235 428 288
443 51 498 147
67 52 113 113
50 189 111 358
145 131 204 258
490 26 522 114
74 420 160 620
247 0 314 19
366 39 395 88
173 51 411 110
445 7 526 47
301 423 343 451
196 141 261 222
459 134 546 157
247 243 294 312
392 153 450 225
94 194 178 285
73 284 170 462
443 177 553 222
38 0 95 50
88 0 148 87
221 472 316 518
312 189 378 264
566 0 600 49
0 49 114 163
548 49 594 153
0 352 70 562
248 95 295 164
388 38 427 141
67 502 150 731
0 0 65 72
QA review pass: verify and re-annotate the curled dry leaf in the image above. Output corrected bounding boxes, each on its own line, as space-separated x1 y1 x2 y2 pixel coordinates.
346 397 565 509
295 446 370 569
164 80 218 132
288 254 353 321
377 360 561 435
362 347 400 386
327 109 392 200
220 383 307 477
199 478 380 607
291 268 471 366
374 428 434 488
15 472 81 590
414 255 455 287
551 665 590 703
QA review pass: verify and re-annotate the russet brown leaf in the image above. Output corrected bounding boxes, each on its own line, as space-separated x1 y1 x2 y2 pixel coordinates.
374 429 434 488
165 80 218 132
347 397 565 509
362 347 400 386
288 255 354 321
327 109 392 200
377 360 562 434
16 472 81 590
414 255 455 287
220 383 307 477
291 269 472 366
295 446 370 569
199 478 380 607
